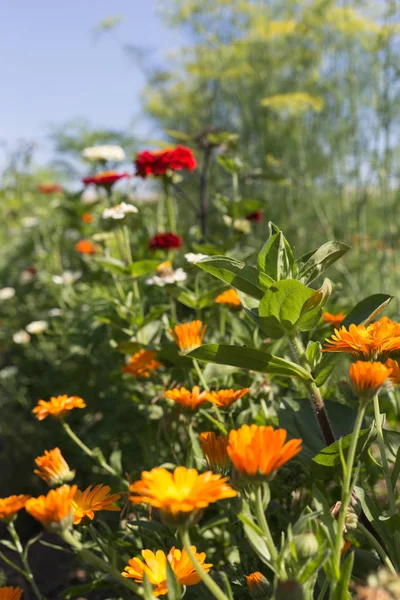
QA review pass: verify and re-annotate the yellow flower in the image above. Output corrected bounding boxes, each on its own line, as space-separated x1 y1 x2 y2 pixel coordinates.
0 587 23 600
199 432 230 474
34 448 75 487
323 317 400 360
227 425 302 481
32 395 86 420
215 289 241 309
204 388 250 409
164 386 208 411
170 321 207 352
129 466 237 526
121 349 162 378
322 312 345 328
349 361 392 400
72 484 121 525
122 546 212 597
0 495 30 522
25 485 77 531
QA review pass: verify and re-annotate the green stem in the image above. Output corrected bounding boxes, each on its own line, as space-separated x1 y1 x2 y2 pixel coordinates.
7 521 44 599
317 579 329 600
358 523 396 574
373 394 398 515
179 527 228 600
198 409 228 435
164 178 176 233
193 359 209 391
254 486 279 562
0 549 30 578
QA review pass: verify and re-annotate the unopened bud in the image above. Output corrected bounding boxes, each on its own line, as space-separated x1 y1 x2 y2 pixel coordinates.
246 571 271 599
294 531 319 560
275 580 304 600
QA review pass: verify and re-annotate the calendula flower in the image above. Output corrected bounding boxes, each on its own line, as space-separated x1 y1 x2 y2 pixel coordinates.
322 312 345 327
170 320 207 353
121 350 162 378
129 466 237 526
204 388 250 409
102 202 138 220
32 395 86 420
385 358 400 383
349 361 391 400
135 146 197 178
82 145 125 162
184 252 209 264
52 270 82 285
246 210 263 222
215 289 241 309
148 233 183 251
0 287 15 300
0 586 23 600
199 432 230 474
246 572 271 599
82 171 129 188
227 425 302 482
13 330 31 344
164 386 208 410
122 546 212 597
81 212 93 224
0 495 30 522
34 448 75 486
323 317 400 360
25 320 48 335
75 239 97 255
72 484 121 525
37 183 63 194
25 485 77 531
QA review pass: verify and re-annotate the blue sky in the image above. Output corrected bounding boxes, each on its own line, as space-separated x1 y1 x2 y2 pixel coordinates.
0 0 186 166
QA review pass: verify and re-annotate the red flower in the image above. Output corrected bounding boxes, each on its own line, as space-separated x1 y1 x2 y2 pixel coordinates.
82 171 129 187
37 184 63 194
246 210 262 222
135 146 197 178
149 233 183 251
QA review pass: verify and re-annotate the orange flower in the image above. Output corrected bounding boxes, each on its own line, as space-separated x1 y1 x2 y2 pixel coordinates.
0 495 30 522
121 350 162 378
25 485 77 531
122 546 212 597
385 358 400 384
204 388 250 409
322 312 345 327
215 289 241 309
34 448 75 486
32 395 86 420
75 239 97 255
199 432 230 474
246 572 270 598
164 386 208 411
323 317 400 360
129 466 237 526
170 321 207 353
227 425 302 481
37 183 62 194
81 212 93 224
72 484 121 525
0 587 23 600
82 171 129 187
349 361 391 400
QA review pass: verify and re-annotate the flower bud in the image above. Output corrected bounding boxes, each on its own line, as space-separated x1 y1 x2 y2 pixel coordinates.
246 571 271 599
275 580 304 600
294 531 319 560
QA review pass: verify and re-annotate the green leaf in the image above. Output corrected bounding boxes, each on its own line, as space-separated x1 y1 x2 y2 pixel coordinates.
143 573 155 600
189 344 313 381
296 241 351 284
257 222 296 280
129 260 160 278
331 551 354 600
115 340 142 354
238 502 274 569
166 559 183 599
232 198 264 219
297 548 330 585
217 155 243 173
341 294 393 328
382 429 400 462
196 256 274 299
93 257 128 275
62 580 110 599
314 354 344 386
165 129 192 141
312 428 372 478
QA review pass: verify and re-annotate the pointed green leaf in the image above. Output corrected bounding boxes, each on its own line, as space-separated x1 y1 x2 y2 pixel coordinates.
312 427 373 478
166 559 183 599
129 260 160 278
314 354 344 386
94 257 128 275
341 294 393 328
257 222 296 280
296 241 351 284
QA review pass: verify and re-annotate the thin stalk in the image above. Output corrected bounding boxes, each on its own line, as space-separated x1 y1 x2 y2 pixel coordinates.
317 579 329 600
0 549 30 578
7 521 43 599
193 359 209 391
199 147 212 241
163 178 176 233
373 394 398 515
254 486 278 562
358 523 396 574
179 527 228 600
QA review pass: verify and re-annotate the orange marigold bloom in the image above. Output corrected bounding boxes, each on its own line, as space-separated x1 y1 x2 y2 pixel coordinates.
122 546 212 596
129 466 237 526
34 448 75 487
385 358 400 384
72 484 121 525
323 317 400 360
0 495 30 522
215 289 241 309
164 386 208 411
121 350 162 378
322 312 345 328
246 572 270 598
199 432 230 474
204 388 250 409
170 320 206 353
81 212 93 224
75 239 97 255
349 361 391 400
25 485 77 531
0 587 23 600
32 395 86 420
227 425 302 481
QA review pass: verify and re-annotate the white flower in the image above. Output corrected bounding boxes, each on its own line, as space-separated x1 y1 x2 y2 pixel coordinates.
0 287 16 300
52 271 82 285
82 145 125 162
0 366 18 379
19 270 35 285
81 189 99 205
26 320 48 335
13 330 31 344
102 202 138 220
223 215 251 234
48 308 62 317
146 267 187 287
22 217 39 228
184 252 209 264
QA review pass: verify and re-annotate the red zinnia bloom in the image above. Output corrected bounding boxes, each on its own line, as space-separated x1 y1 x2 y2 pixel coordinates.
37 184 63 194
149 233 182 251
246 210 262 223
135 146 197 178
82 171 129 188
